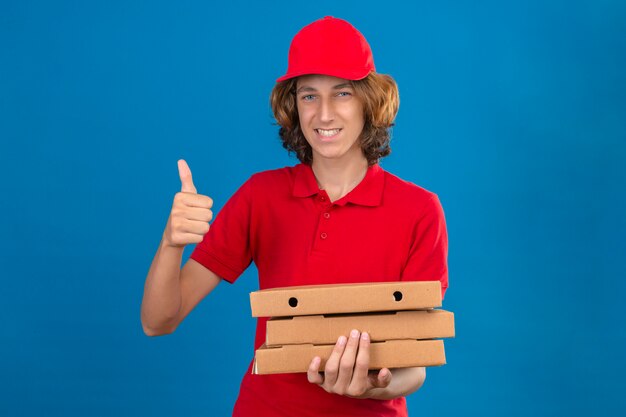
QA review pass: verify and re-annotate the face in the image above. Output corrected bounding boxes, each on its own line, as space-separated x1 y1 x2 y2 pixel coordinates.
295 74 366 164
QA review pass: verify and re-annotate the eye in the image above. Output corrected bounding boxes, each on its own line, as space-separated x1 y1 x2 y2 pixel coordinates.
337 91 352 97
300 94 316 101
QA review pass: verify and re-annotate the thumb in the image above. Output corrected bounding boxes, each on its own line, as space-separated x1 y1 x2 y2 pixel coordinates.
371 368 392 388
178 159 197 194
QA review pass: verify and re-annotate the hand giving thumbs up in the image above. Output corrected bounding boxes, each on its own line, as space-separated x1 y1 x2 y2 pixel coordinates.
163 159 214 248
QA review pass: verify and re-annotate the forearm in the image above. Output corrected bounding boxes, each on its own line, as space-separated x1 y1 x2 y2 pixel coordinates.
366 367 426 400
140 233 185 335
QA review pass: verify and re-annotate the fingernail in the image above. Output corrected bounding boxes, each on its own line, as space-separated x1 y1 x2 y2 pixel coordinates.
361 332 369 341
338 336 347 346
350 329 359 338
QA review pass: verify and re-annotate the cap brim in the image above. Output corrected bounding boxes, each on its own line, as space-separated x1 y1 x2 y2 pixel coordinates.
276 68 374 83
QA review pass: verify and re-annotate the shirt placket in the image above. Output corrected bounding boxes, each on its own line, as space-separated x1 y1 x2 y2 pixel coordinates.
311 190 334 254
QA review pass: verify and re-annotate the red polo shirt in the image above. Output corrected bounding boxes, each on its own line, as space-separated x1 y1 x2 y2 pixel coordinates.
190 163 449 417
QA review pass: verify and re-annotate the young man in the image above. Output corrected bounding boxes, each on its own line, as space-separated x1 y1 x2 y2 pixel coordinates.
141 16 449 417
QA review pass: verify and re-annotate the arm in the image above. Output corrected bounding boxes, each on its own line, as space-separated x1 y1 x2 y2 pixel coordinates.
140 235 221 336
402 194 449 298
140 159 221 336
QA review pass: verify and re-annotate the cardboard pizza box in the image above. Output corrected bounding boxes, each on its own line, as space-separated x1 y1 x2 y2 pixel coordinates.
250 281 442 317
252 339 446 375
265 309 455 347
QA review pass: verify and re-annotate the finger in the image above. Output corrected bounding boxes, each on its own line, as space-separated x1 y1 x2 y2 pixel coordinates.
170 232 204 245
178 159 198 194
307 357 324 385
176 218 210 235
323 335 347 387
350 331 371 391
181 206 213 223
335 329 361 389
176 193 213 209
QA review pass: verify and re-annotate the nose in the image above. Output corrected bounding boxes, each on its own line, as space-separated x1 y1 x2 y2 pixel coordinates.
318 96 334 123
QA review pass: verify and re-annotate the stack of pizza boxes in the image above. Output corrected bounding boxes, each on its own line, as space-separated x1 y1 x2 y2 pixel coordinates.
250 281 455 374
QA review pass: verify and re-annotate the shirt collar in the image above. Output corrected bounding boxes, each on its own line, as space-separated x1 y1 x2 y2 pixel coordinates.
292 163 385 207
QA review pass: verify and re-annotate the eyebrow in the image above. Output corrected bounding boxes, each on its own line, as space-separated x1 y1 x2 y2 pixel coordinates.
296 83 353 94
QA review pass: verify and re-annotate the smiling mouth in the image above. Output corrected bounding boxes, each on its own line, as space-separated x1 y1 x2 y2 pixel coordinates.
315 128 342 137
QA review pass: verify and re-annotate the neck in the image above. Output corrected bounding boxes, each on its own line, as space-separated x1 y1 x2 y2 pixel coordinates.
311 155 369 202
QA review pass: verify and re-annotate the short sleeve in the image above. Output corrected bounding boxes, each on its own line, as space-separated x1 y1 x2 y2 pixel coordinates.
400 194 449 299
189 177 254 284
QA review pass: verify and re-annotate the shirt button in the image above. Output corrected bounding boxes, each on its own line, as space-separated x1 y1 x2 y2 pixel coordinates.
323 212 330 219
320 196 326 202
320 232 328 239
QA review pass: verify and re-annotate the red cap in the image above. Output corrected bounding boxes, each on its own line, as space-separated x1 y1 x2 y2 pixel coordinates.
276 16 376 82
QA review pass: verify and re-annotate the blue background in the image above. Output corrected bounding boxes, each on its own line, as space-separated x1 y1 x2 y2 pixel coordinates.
1 0 625 415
